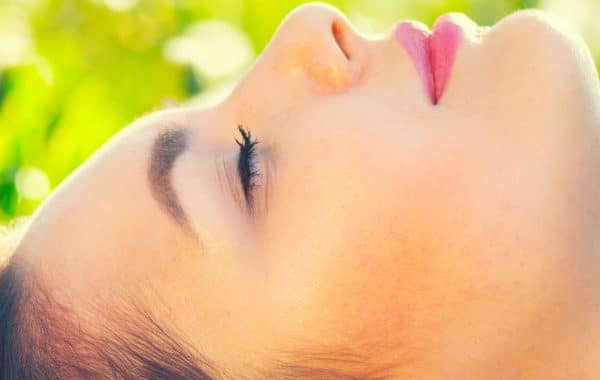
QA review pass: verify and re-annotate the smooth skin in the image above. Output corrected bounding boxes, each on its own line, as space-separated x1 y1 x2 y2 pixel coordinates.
16 3 600 379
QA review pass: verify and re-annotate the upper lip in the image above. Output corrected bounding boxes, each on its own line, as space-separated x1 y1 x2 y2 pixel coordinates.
394 14 468 105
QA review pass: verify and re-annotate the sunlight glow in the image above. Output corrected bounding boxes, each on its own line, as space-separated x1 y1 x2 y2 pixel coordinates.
541 0 600 54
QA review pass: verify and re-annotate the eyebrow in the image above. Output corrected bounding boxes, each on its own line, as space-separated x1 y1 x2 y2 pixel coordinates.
148 128 191 233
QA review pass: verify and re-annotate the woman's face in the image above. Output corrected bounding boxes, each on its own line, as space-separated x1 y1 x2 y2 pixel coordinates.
20 4 600 377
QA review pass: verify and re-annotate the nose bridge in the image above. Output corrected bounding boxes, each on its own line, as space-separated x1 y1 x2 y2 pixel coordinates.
222 3 366 129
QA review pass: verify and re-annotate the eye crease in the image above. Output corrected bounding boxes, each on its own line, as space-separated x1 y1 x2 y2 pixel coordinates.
235 125 261 211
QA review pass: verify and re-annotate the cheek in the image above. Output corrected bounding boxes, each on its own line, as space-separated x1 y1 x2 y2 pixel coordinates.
262 112 591 350
259 114 474 342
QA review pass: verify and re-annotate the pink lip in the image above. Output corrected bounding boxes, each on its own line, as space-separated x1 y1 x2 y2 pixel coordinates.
395 15 463 104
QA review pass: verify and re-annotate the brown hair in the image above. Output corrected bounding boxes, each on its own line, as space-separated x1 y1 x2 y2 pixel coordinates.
0 220 367 379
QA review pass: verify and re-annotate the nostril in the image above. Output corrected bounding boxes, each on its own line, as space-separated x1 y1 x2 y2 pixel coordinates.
332 20 352 60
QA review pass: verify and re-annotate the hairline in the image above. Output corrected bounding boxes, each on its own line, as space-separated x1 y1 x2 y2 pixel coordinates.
0 134 383 378
1 240 371 379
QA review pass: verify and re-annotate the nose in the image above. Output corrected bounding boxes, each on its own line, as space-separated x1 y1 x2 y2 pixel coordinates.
268 3 366 91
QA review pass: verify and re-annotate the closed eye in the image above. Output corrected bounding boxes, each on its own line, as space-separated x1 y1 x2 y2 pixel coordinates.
235 125 261 211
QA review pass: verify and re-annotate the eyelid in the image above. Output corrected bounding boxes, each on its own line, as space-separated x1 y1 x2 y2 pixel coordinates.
215 153 246 214
214 148 274 222
248 146 274 220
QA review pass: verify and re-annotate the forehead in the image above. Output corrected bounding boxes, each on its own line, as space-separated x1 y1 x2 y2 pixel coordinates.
16 113 197 303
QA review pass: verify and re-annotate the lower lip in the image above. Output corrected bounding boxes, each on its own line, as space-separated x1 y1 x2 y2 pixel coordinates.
395 15 463 105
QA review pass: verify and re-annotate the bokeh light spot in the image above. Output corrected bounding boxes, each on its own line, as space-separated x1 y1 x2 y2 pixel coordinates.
163 20 255 79
0 6 34 69
15 167 50 201
104 0 139 12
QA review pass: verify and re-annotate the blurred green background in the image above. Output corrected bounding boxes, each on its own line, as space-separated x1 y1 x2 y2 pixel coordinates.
0 0 599 222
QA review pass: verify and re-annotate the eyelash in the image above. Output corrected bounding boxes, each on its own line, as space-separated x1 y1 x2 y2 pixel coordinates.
235 125 260 207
